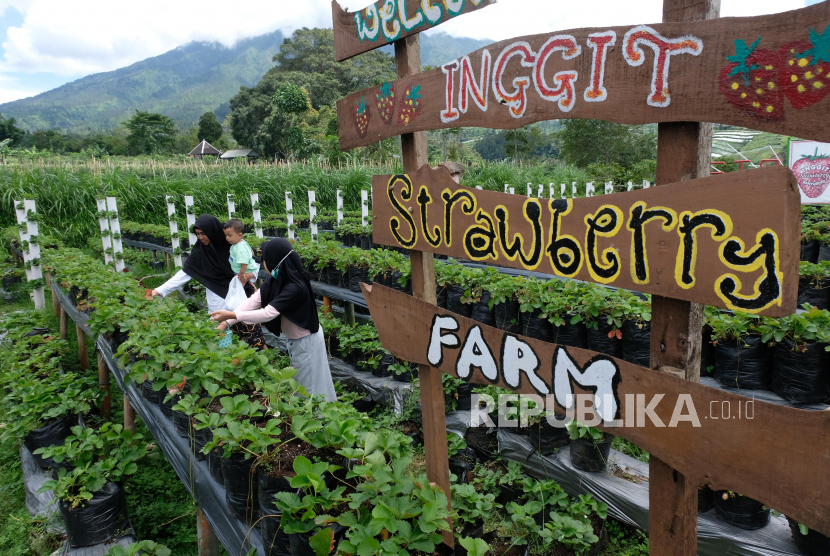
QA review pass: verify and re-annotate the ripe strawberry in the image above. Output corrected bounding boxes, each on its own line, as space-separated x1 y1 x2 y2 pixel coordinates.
779 25 830 110
396 84 423 126
375 81 396 125
719 37 784 121
792 147 830 199
353 96 370 138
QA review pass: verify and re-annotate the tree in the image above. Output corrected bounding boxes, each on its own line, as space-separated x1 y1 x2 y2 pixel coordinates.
229 28 395 157
504 126 546 162
124 110 178 155
0 113 25 146
197 112 223 144
556 119 656 169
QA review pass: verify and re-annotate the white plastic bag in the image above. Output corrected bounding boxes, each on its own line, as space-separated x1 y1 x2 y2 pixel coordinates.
222 277 248 312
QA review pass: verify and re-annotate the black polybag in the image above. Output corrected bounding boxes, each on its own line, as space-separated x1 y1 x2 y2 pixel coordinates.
24 414 76 469
446 285 472 317
436 285 448 309
456 382 474 411
59 481 131 548
172 410 192 438
258 470 294 556
208 446 224 484
348 266 370 293
788 518 830 556
141 381 161 405
801 240 820 263
193 427 209 461
522 309 552 342
797 278 830 310
494 300 521 333
288 524 345 556
714 336 771 390
819 243 830 263
701 326 716 377
552 319 588 349
621 320 651 368
771 339 830 404
570 435 613 473
714 492 770 530
528 415 570 455
470 291 495 326
159 394 175 419
221 451 259 523
586 320 621 358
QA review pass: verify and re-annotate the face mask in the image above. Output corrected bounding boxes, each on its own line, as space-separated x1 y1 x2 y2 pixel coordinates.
270 252 292 280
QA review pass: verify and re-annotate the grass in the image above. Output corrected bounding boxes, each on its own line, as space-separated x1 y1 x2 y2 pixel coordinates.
0 159 593 248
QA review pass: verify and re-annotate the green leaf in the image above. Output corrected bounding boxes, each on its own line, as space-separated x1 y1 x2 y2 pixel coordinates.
308 528 335 556
458 536 490 556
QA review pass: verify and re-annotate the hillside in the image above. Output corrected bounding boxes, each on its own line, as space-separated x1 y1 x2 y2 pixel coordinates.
0 31 491 134
0 31 285 133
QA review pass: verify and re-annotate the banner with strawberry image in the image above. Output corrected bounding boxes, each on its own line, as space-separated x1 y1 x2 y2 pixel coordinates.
720 24 830 122
789 140 830 203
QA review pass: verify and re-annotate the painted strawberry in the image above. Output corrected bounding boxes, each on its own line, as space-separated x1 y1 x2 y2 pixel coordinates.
353 96 370 138
396 84 423 126
793 147 830 199
375 81 396 125
779 25 830 110
719 37 784 121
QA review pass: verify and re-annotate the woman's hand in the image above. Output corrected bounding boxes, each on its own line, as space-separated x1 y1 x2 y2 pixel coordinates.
217 321 228 332
244 272 255 282
151 289 161 297
210 310 236 323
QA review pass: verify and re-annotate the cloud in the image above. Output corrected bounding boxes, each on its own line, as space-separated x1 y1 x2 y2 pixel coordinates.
0 0 814 103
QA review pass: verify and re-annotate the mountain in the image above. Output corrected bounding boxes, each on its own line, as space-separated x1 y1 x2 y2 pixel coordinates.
0 30 491 134
0 31 285 133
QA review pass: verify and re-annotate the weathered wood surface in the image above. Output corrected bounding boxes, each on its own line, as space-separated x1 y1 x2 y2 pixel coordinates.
361 282 830 537
337 3 830 149
371 164 800 316
332 0 495 61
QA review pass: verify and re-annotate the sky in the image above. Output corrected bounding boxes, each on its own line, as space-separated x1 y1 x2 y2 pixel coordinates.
0 0 823 105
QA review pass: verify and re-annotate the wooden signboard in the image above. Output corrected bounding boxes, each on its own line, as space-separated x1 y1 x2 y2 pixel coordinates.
332 0 496 61
361 282 830 537
371 164 800 317
337 3 830 150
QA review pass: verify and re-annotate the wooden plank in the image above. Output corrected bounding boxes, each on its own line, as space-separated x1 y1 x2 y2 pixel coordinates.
360 282 830 537
394 32 453 548
98 352 111 420
332 0 495 61
337 3 830 150
371 164 800 316
45 273 60 318
59 307 68 340
124 396 136 434
197 509 219 556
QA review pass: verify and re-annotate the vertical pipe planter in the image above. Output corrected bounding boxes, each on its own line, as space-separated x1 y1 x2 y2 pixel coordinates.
185 195 197 246
361 190 368 226
14 199 45 309
166 195 182 268
336 190 344 225
97 199 113 266
227 193 235 220
252 192 263 239
106 196 125 273
285 191 294 240
309 190 318 242
605 181 614 194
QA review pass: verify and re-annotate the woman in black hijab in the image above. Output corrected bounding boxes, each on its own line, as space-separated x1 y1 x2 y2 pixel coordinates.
151 214 266 350
210 238 335 401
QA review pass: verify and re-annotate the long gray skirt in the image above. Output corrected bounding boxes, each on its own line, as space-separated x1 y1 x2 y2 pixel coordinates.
286 328 337 402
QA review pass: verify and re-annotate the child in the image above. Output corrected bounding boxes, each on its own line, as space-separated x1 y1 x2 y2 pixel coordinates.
223 219 256 284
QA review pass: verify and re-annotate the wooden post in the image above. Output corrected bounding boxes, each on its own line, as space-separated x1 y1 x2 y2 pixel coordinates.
323 296 332 316
124 396 136 434
395 34 452 546
59 308 68 340
76 325 89 371
165 252 172 271
648 1 719 553
97 352 111 420
197 509 219 556
45 273 60 317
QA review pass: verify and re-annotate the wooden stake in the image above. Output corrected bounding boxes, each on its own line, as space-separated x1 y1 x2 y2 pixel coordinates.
648 1 719 553
395 33 452 546
197 509 219 556
59 307 68 340
323 296 332 316
97 352 111 420
165 252 171 271
344 302 355 326
45 273 60 317
124 396 136 434
76 325 89 371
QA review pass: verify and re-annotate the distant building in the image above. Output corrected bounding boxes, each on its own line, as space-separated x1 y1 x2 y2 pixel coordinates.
219 148 260 162
188 140 221 159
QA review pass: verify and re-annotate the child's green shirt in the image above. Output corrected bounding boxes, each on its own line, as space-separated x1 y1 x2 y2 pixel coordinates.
229 240 255 273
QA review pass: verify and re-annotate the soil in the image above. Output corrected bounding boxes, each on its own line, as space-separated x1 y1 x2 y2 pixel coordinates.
611 464 648 484
486 539 526 556
263 440 341 480
399 420 421 435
